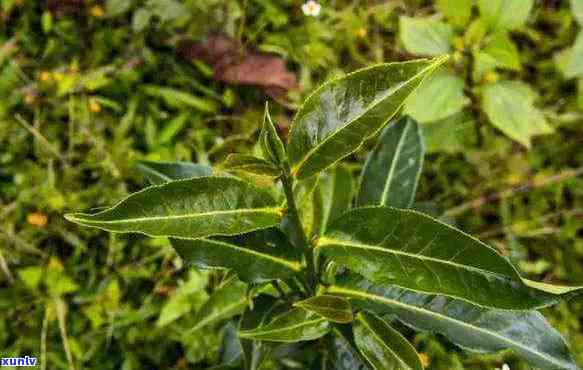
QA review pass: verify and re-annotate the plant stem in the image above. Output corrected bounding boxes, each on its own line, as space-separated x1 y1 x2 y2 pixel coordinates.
280 166 316 295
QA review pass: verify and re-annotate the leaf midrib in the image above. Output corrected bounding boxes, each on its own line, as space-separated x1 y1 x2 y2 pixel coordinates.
329 286 565 368
180 238 302 271
239 317 327 337
68 207 282 224
356 314 411 369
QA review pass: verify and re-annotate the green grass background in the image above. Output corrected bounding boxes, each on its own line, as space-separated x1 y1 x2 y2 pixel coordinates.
1 0 583 369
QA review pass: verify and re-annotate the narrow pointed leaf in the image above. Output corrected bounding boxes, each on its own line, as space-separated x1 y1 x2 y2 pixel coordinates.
357 116 424 208
294 295 353 323
260 102 286 166
329 274 579 370
326 327 370 370
172 228 302 283
190 277 248 332
288 56 447 180
316 206 582 310
354 312 423 370
65 177 282 238
238 307 330 342
136 160 213 185
221 154 281 177
318 165 353 234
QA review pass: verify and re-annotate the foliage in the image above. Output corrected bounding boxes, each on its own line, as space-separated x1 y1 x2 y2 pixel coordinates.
2 1 583 369
67 58 582 370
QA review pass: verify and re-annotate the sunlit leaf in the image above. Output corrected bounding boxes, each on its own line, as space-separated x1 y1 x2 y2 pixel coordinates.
136 160 212 185
294 295 353 323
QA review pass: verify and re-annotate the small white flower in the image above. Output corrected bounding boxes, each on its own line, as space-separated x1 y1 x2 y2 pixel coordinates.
496 364 510 370
302 0 321 17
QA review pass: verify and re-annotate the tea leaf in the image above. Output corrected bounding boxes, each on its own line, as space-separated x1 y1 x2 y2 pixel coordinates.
330 274 579 370
136 160 213 185
288 57 447 180
354 312 423 370
316 207 583 310
260 103 286 166
317 165 353 234
238 307 330 342
220 154 281 177
477 0 534 31
172 228 302 283
65 177 282 238
325 327 370 370
357 116 424 209
294 295 353 323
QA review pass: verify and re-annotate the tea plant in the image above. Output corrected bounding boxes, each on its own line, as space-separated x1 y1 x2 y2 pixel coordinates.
66 56 580 369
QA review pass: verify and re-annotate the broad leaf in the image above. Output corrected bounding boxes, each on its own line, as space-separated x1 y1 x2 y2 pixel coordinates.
220 154 281 177
477 0 534 31
572 0 583 25
399 17 453 56
357 116 424 209
353 312 423 370
65 177 282 238
422 111 477 154
329 274 579 370
294 295 353 323
317 165 353 234
136 160 213 185
482 81 553 147
436 0 472 27
189 277 248 332
326 327 370 370
172 228 302 283
316 207 582 310
238 307 330 342
403 70 467 123
260 103 286 166
473 32 521 80
556 31 583 79
288 57 447 180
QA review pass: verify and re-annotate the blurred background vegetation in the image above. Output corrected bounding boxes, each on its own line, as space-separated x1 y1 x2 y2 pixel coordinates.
1 0 583 369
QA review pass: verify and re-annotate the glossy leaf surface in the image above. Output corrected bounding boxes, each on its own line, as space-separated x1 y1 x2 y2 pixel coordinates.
294 295 353 323
190 277 247 332
136 160 213 185
288 57 447 180
172 228 302 283
357 117 424 209
318 165 353 234
317 207 582 310
326 327 370 370
330 274 579 370
221 154 281 177
238 307 330 343
65 177 281 238
354 312 423 370
260 103 286 166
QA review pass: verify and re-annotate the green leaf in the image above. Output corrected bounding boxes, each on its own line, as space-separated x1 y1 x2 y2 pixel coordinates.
422 111 477 154
156 270 208 327
399 17 453 56
473 32 521 80
143 84 217 113
136 160 213 185
481 81 553 147
65 177 282 238
172 228 302 283
556 31 583 79
477 0 534 31
220 154 281 177
105 0 132 17
353 312 423 370
572 0 583 25
316 206 583 310
260 103 286 166
317 165 353 234
238 307 330 343
436 0 472 27
357 116 424 209
288 57 447 180
329 274 579 370
403 70 467 123
326 327 370 370
294 295 353 323
190 277 248 332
